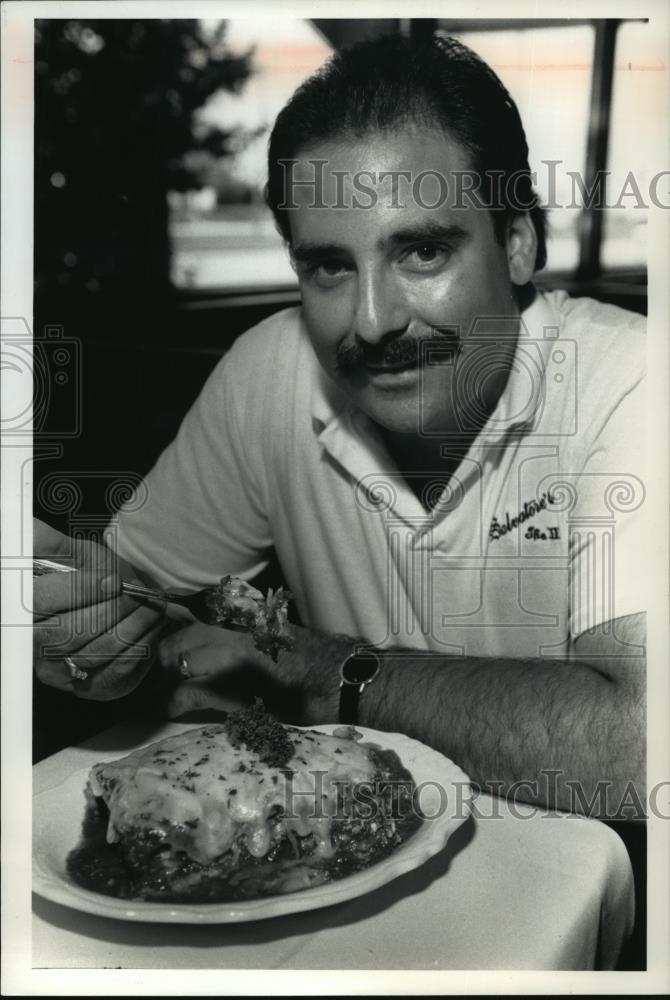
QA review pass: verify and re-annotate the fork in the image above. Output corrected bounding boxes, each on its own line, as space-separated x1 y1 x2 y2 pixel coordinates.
32 558 293 662
34 558 226 624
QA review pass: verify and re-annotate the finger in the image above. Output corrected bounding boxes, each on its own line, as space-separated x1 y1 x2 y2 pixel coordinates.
35 595 147 657
35 616 165 696
36 602 165 664
34 656 76 693
33 569 122 618
72 622 166 701
34 597 131 663
33 518 74 559
73 606 165 666
159 631 256 680
34 651 96 692
172 644 229 681
157 624 230 670
34 519 112 572
163 680 249 719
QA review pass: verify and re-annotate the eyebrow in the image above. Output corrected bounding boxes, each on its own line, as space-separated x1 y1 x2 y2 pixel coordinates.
291 222 469 262
291 242 348 264
387 222 468 248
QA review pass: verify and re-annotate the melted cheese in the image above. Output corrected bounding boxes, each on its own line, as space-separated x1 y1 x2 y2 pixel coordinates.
90 725 377 866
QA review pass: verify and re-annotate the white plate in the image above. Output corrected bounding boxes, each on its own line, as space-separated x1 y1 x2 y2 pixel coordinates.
33 724 472 924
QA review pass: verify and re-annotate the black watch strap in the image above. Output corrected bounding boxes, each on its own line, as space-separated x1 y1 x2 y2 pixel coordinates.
339 679 363 726
339 648 380 725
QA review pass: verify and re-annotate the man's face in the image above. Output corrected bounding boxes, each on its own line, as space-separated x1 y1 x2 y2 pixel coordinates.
288 125 526 436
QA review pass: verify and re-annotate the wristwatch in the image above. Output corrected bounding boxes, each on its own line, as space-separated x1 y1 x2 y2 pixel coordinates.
339 647 381 725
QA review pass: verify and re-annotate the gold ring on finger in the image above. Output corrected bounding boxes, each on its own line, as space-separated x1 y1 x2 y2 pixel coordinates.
178 652 192 680
64 655 88 682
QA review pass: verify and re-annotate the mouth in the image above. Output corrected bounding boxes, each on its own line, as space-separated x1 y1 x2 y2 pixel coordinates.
363 358 419 375
359 342 420 375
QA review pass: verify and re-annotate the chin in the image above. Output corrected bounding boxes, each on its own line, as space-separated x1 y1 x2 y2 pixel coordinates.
358 396 456 438
354 399 417 434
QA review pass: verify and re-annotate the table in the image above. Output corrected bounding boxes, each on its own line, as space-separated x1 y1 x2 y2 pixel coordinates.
32 721 634 971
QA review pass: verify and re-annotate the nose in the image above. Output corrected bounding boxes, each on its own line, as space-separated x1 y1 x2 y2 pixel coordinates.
352 263 410 344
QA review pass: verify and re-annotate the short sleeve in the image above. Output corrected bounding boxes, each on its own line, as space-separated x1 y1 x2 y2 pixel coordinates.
568 378 649 637
108 341 273 589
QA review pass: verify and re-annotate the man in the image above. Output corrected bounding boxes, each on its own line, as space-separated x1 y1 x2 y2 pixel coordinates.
34 34 646 817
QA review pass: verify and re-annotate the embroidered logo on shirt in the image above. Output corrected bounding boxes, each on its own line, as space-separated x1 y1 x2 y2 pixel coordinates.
489 491 558 541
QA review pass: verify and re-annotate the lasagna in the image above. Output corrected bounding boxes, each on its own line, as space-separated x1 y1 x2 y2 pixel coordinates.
67 703 421 903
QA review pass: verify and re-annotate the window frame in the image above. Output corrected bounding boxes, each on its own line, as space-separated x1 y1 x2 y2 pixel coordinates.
420 17 648 296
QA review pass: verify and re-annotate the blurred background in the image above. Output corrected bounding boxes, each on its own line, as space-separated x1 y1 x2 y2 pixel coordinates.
35 18 658 307
33 17 660 530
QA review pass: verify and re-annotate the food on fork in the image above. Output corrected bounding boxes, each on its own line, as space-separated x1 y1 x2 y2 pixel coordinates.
206 575 293 661
33 559 294 661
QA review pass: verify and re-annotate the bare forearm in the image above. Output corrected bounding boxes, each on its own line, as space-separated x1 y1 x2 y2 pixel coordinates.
358 648 645 817
160 615 645 818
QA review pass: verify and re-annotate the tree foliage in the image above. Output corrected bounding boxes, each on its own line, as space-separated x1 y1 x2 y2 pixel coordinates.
35 19 253 305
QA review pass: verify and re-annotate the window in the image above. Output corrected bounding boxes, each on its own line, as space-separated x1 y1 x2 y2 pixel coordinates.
169 19 331 292
601 21 664 269
447 19 658 281
451 25 595 273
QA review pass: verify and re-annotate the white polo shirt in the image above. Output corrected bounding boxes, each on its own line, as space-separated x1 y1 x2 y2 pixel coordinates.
114 289 647 659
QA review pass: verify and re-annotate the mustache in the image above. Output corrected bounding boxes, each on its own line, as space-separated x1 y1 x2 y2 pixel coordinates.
336 328 459 373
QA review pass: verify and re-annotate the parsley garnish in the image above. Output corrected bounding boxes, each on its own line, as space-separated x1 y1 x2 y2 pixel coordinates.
223 699 294 769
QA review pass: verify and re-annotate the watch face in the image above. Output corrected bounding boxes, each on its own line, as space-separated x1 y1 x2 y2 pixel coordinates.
342 650 379 685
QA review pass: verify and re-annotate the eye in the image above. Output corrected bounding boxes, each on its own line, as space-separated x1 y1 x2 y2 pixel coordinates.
304 260 353 288
414 244 440 261
401 243 451 272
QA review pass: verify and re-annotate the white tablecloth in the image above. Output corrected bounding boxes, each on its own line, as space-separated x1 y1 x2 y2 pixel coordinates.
32 721 634 971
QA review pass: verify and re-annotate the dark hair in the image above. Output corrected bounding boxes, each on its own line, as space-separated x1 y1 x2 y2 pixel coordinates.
266 33 547 271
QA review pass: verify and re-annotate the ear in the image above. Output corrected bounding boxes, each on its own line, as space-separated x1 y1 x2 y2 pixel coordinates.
505 213 537 286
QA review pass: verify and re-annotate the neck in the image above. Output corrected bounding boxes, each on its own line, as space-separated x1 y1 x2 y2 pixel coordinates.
380 430 472 510
381 428 470 472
